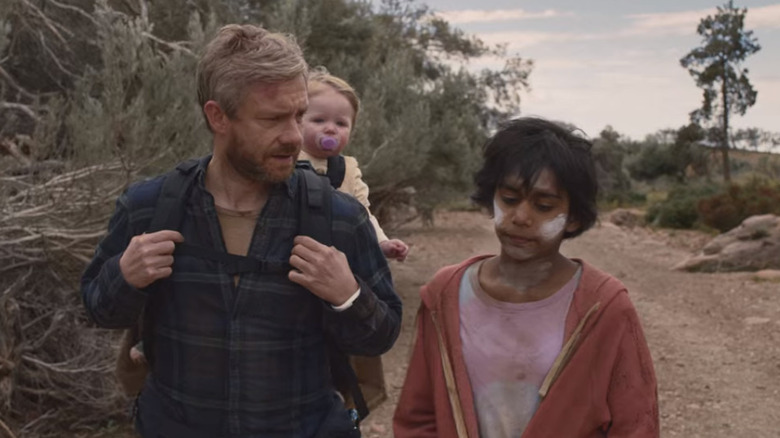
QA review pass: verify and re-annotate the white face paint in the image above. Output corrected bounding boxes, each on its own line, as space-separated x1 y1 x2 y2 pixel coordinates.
539 214 567 241
493 198 505 225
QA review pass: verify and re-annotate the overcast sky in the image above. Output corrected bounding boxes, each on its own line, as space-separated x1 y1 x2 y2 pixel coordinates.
404 1 780 140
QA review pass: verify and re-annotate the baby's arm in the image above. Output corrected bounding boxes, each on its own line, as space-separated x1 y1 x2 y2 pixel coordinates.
380 239 410 262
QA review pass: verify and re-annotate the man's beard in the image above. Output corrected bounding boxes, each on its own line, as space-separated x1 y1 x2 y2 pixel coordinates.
225 136 298 184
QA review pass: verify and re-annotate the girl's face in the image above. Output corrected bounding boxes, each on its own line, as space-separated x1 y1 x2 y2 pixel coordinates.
492 168 580 263
301 86 355 159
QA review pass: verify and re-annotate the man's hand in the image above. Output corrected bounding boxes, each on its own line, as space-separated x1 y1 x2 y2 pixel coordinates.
119 230 184 289
288 235 359 306
380 239 410 262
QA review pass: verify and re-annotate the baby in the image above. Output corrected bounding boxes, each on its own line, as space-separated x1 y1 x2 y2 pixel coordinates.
299 68 409 261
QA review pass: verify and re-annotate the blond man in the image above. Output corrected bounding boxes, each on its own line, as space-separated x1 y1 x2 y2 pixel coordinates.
82 24 401 438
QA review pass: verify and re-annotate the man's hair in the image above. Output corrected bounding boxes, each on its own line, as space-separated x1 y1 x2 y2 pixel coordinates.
197 24 308 126
307 67 360 125
471 117 598 238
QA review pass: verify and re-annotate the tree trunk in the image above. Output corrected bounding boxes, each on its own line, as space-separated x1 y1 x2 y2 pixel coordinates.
721 65 731 182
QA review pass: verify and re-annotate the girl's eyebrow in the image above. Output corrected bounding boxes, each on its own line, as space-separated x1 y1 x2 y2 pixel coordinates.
498 182 562 199
536 192 563 200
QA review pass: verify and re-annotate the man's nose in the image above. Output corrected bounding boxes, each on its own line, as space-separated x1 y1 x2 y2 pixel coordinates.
281 118 303 145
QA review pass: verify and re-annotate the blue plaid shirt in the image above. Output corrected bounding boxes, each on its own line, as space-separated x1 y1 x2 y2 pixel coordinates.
82 156 402 437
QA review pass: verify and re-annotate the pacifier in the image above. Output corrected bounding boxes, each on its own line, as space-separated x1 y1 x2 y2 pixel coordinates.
319 135 339 151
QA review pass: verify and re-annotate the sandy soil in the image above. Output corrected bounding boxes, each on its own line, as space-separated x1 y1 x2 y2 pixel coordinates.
359 210 780 438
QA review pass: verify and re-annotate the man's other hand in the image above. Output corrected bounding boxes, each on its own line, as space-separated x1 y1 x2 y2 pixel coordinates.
288 235 359 306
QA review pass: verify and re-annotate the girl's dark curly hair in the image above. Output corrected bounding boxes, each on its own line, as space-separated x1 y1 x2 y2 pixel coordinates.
471 117 598 239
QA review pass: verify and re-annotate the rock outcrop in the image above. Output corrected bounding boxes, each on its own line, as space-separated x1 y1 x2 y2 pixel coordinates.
674 214 780 273
606 208 644 228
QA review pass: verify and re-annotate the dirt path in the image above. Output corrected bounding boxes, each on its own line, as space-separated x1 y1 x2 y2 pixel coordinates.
361 210 780 437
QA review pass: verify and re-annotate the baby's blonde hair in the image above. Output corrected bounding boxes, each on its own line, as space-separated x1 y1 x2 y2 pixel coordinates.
307 67 360 125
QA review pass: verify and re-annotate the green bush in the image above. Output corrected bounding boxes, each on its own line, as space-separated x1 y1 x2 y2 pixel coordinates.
698 178 780 232
600 190 647 208
646 183 722 229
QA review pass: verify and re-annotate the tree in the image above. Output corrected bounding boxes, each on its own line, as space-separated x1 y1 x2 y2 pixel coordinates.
680 1 760 182
627 125 709 183
590 126 634 203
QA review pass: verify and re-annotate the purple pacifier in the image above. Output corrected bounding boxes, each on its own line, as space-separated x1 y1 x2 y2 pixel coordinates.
319 136 339 151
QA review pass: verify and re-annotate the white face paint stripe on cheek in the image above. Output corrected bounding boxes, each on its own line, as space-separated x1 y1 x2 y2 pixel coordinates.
539 214 567 241
493 199 504 225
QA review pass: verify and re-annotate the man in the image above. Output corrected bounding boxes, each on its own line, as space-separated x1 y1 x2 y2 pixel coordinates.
81 24 402 437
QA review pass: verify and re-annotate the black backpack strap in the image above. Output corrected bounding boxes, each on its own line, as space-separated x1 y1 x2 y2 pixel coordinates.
173 244 289 275
329 346 370 423
296 167 332 245
142 159 201 367
296 167 370 423
325 155 346 189
148 159 200 232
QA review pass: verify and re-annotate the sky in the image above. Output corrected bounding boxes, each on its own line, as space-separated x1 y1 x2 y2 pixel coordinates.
407 1 780 141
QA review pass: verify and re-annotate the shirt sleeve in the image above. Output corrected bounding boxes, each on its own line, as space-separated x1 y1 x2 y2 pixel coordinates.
322 197 402 356
81 191 149 329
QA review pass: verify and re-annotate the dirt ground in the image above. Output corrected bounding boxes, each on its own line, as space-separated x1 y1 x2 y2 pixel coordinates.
359 210 780 438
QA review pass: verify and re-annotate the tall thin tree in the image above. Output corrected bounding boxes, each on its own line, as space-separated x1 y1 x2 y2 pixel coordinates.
680 0 760 182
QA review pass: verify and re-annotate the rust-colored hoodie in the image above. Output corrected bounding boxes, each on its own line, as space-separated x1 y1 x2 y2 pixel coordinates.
393 255 659 438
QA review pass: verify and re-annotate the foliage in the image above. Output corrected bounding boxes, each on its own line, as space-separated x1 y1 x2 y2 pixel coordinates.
590 126 638 205
755 154 780 179
680 1 761 182
627 124 709 183
627 140 679 183
646 183 722 229
62 1 212 170
698 178 780 232
732 127 780 152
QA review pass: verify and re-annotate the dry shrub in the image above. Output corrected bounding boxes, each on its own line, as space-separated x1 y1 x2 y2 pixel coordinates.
0 158 145 437
698 178 780 232
1 1 209 434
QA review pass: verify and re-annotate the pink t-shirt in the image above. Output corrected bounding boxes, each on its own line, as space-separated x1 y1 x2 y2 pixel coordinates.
459 261 580 438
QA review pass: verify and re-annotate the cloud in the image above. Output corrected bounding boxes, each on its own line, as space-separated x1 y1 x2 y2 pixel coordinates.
476 31 585 50
456 4 780 53
626 9 712 36
626 4 780 37
435 8 570 24
746 4 780 29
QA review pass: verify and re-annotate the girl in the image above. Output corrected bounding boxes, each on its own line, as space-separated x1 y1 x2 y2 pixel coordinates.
393 117 659 438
